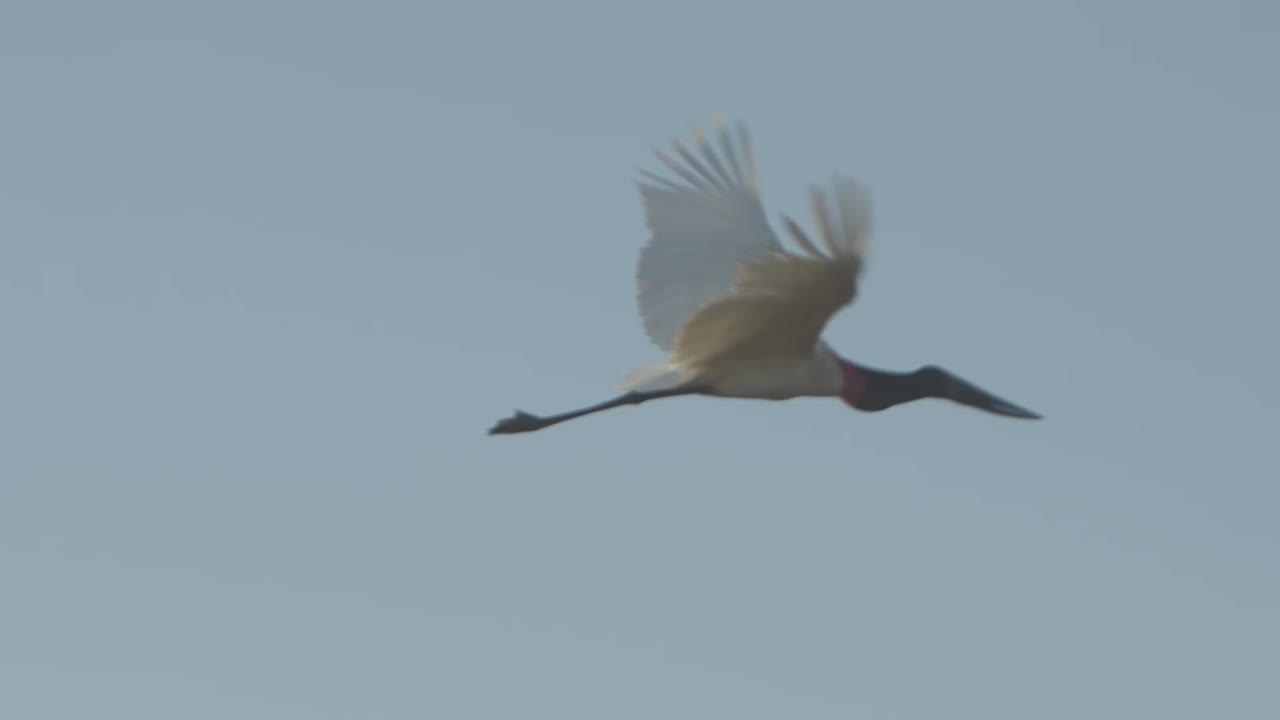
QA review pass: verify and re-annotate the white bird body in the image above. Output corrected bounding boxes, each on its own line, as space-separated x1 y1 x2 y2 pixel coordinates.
703 348 845 399
622 343 844 400
488 120 1041 435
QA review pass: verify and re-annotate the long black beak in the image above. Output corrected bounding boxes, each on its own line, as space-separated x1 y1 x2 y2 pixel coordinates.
944 375 1042 419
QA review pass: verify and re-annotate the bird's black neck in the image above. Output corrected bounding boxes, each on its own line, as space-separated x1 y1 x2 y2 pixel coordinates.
851 365 943 411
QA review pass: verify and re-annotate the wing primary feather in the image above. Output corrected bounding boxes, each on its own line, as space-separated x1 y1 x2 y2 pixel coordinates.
811 186 837 258
834 177 864 257
783 215 824 258
637 169 691 193
715 121 744 185
671 139 724 190
735 121 758 191
694 127 735 187
653 147 715 192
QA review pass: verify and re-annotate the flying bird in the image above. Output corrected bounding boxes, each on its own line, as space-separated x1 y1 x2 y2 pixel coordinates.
489 121 1040 435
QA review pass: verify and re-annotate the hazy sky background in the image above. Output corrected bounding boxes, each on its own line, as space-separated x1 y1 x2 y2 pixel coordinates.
3 0 1278 718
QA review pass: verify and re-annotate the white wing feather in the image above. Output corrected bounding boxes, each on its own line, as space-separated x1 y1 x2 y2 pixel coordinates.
674 176 871 373
635 121 783 352
628 121 872 392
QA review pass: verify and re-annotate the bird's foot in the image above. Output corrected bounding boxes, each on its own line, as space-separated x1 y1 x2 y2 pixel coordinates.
488 410 547 435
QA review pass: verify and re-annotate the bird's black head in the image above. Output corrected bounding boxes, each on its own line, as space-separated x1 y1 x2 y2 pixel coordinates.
850 363 1041 419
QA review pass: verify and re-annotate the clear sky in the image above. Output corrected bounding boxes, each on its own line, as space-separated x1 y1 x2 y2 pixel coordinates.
3 0 1277 718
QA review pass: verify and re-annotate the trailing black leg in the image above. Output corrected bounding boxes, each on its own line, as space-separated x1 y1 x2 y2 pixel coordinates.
488 386 705 435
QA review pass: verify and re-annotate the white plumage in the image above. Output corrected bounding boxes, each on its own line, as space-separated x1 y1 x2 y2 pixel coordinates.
489 119 1041 435
625 120 872 399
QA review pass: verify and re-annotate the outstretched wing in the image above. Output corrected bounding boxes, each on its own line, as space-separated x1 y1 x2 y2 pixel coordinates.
673 176 872 372
635 120 784 352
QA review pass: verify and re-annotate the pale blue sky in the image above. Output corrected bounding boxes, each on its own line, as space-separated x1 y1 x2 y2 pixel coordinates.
3 0 1278 718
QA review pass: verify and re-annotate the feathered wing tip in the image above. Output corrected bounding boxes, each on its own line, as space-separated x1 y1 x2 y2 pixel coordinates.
631 117 783 353
831 175 872 257
637 117 759 196
780 175 872 262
